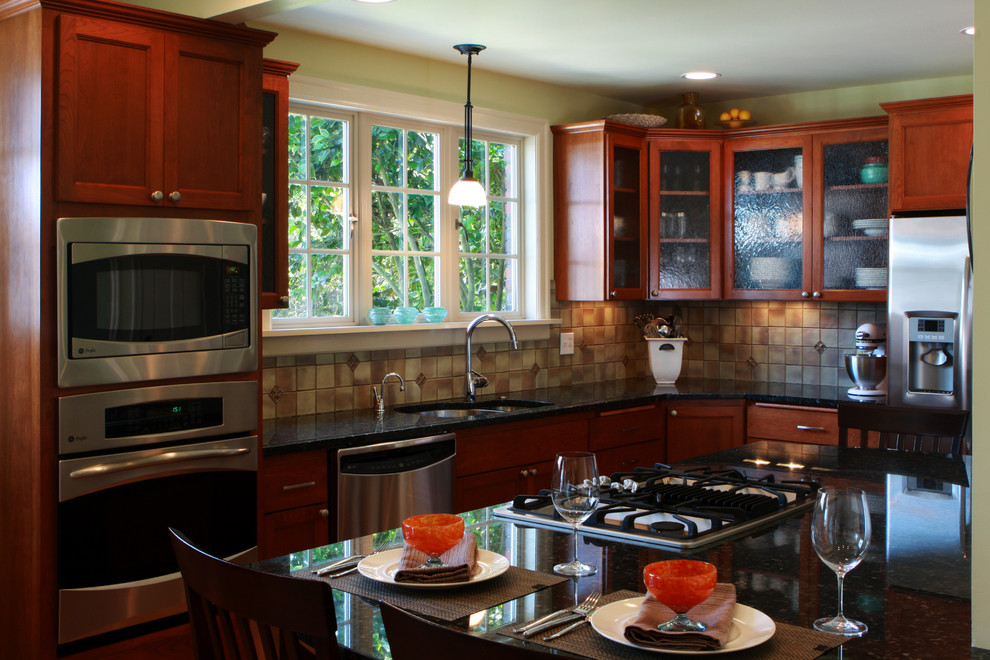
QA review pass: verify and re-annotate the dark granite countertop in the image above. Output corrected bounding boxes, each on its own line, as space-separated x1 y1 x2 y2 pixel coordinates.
263 377 874 456
253 441 982 659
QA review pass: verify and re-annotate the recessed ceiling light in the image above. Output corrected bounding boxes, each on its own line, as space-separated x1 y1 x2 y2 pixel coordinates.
682 71 721 80
961 26 975 36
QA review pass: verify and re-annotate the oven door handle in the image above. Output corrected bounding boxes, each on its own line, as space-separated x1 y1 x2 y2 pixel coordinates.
69 447 252 479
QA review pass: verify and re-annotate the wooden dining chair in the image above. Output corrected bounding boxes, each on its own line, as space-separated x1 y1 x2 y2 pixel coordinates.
169 528 340 659
837 402 970 455
378 601 554 659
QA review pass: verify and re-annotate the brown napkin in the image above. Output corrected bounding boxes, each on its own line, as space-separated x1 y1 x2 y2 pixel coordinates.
393 534 479 584
624 583 737 651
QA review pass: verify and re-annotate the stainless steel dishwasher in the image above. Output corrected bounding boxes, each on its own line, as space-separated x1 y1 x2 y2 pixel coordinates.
336 434 456 539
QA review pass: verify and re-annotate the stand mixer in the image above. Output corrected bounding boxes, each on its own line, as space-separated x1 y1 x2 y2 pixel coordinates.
845 322 887 397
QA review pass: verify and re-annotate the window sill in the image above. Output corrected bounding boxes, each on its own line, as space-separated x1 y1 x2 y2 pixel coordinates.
261 318 559 357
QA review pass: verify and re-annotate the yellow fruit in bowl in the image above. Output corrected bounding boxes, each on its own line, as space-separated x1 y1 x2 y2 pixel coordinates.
729 108 740 120
719 111 731 122
739 109 752 121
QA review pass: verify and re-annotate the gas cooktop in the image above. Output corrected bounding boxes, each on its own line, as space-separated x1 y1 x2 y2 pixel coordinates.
493 464 820 550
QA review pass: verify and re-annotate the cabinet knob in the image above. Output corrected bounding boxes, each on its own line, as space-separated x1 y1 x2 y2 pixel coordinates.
519 469 529 478
319 508 329 519
530 467 538 477
279 295 290 305
651 289 660 296
151 190 164 202
670 409 678 416
609 290 617 298
812 291 821 299
801 291 810 298
169 191 182 203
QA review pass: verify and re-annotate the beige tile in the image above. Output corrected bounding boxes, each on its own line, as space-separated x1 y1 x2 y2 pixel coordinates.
316 364 335 389
296 365 316 391
296 390 316 415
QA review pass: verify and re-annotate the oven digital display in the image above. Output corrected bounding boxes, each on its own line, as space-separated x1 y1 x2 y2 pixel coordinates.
105 397 223 438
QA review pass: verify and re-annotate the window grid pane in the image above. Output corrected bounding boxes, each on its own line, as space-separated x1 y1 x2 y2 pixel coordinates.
277 112 352 320
371 123 440 309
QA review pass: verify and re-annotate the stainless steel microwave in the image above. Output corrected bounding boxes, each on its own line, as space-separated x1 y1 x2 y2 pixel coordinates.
57 217 258 388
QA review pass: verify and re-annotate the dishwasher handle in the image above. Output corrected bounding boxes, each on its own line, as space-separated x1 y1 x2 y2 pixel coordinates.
338 434 456 476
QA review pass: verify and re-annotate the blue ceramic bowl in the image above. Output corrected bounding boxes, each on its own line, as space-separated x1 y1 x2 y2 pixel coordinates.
422 306 448 323
392 307 420 324
368 307 391 326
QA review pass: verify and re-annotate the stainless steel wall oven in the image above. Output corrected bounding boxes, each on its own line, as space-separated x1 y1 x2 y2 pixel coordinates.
57 381 259 645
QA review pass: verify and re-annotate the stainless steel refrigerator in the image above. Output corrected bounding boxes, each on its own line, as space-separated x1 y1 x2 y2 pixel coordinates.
887 213 972 411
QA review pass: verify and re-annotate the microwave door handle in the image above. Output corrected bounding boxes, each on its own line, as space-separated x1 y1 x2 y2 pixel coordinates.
68 447 251 479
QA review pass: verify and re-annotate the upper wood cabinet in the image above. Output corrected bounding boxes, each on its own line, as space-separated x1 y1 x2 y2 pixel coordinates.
553 121 649 301
261 59 299 310
723 119 888 301
54 12 269 211
648 135 723 300
881 95 973 213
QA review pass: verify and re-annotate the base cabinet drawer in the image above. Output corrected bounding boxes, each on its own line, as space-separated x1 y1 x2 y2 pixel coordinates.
596 440 665 477
261 503 330 559
747 402 838 445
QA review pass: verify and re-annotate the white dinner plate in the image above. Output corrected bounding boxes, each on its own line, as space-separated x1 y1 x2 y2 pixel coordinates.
589 597 775 655
356 548 509 588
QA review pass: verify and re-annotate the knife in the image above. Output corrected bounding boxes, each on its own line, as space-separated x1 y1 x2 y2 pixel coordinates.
511 608 574 634
542 615 590 641
314 555 366 576
519 612 584 637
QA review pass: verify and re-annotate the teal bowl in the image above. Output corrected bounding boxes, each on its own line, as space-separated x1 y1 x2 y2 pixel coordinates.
393 307 419 324
368 307 391 326
860 163 888 184
422 306 448 323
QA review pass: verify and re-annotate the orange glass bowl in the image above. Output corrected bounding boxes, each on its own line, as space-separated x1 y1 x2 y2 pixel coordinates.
401 514 464 557
643 560 718 613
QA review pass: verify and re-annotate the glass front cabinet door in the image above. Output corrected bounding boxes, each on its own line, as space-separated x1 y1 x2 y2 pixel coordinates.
725 134 813 299
648 138 722 299
813 126 889 301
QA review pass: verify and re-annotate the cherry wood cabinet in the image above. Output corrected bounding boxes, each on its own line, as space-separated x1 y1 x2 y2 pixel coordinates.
589 403 666 474
259 450 330 559
553 121 649 301
881 94 973 213
648 134 723 299
746 401 838 446
260 59 299 309
723 119 888 301
54 13 265 211
663 399 745 463
454 414 589 510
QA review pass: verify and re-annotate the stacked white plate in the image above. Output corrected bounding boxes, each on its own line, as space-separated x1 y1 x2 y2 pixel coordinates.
854 267 887 289
852 218 888 236
750 257 795 288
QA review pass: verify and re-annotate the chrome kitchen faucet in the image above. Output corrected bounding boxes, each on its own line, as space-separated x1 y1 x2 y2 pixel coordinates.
373 372 405 415
465 314 518 400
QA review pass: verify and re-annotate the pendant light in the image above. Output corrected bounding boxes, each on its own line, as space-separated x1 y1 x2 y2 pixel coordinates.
448 44 488 207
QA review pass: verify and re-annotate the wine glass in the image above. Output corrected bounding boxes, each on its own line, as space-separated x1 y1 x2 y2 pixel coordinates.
401 514 464 568
643 560 718 632
811 486 871 636
551 451 600 576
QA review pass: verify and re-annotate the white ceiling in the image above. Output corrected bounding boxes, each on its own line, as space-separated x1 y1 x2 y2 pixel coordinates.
251 0 975 106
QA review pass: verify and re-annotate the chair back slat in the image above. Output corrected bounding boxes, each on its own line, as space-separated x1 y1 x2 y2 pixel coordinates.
837 403 969 456
380 601 554 659
170 528 339 659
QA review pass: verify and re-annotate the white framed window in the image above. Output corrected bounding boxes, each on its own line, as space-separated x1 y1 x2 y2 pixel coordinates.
268 77 549 339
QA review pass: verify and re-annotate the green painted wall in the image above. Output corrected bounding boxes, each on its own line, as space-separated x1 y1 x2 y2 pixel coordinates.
258 24 971 127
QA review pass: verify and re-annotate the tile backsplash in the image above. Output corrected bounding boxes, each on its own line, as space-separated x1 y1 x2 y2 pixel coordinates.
262 293 885 419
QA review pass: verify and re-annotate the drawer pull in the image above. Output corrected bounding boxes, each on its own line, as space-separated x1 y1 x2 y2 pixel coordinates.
282 481 317 491
796 425 826 432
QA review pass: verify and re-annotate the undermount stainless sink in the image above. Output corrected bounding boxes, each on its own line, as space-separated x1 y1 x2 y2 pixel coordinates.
393 399 552 417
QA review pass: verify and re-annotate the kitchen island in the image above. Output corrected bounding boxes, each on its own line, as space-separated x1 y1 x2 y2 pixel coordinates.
252 441 984 659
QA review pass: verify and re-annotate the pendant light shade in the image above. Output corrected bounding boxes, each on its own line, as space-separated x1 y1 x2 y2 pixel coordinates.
449 44 487 207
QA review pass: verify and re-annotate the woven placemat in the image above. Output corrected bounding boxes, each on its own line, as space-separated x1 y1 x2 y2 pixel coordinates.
295 565 566 622
498 590 846 660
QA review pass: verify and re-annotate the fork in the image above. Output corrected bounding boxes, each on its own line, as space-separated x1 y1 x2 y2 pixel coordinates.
542 594 602 641
314 536 392 576
516 591 601 637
